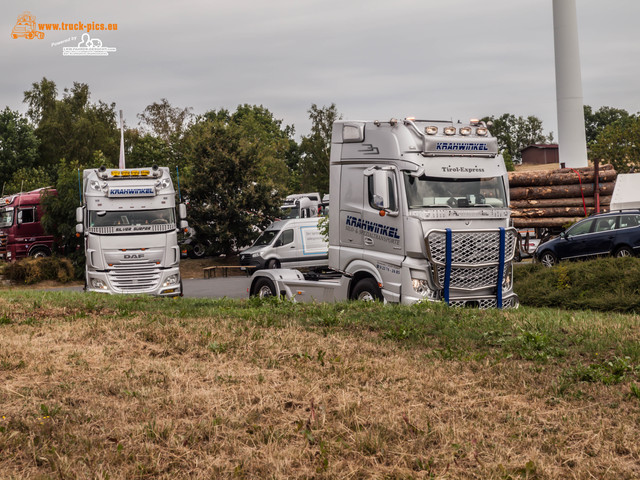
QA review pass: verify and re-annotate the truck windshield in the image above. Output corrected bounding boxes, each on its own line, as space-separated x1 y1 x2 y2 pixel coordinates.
403 173 507 209
280 206 300 219
254 230 279 246
0 208 13 228
89 208 175 227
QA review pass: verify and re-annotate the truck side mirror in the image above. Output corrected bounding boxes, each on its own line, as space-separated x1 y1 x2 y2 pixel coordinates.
76 223 84 235
178 203 187 220
76 206 84 223
372 169 390 209
179 220 188 231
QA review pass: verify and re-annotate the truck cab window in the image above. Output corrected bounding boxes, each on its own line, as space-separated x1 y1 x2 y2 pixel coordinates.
18 208 36 224
280 229 294 246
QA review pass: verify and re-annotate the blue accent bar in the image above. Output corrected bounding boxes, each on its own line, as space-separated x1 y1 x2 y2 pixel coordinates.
496 227 505 309
444 228 452 305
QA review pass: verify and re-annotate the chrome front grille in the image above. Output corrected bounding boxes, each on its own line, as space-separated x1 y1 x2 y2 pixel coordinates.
427 229 516 265
435 264 509 291
426 228 516 292
107 263 161 292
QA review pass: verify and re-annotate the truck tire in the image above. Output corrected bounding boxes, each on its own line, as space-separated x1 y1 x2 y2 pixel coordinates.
266 259 280 269
351 278 382 302
252 277 277 298
188 242 207 259
30 248 50 259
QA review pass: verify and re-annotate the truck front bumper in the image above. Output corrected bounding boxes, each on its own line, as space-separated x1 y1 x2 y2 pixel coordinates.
86 267 182 296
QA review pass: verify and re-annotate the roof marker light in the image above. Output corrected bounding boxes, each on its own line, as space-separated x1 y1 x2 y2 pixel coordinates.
389 118 398 126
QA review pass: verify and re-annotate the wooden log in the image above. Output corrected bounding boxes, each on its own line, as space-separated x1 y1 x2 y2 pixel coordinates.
510 181 615 200
552 164 614 174
511 207 597 218
512 217 583 228
510 195 612 208
508 169 617 187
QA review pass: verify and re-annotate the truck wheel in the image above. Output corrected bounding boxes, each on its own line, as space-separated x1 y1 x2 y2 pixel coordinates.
266 259 280 269
351 278 382 302
252 277 277 298
188 243 207 259
614 246 634 258
539 251 557 268
30 248 50 259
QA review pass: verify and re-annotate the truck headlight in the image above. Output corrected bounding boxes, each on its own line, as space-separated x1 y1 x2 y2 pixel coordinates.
502 267 513 291
163 274 179 287
412 278 437 299
252 252 263 258
91 279 108 289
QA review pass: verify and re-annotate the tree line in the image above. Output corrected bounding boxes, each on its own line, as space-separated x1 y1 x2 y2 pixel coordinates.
1 77 638 257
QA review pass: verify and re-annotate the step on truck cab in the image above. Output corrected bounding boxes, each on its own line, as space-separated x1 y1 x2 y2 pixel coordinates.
76 165 188 296
250 118 518 308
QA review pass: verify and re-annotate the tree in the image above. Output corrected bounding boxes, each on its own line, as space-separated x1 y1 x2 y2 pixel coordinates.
589 116 640 173
137 98 193 143
23 78 119 172
583 105 632 146
40 159 85 271
482 113 553 165
0 107 40 188
183 106 293 255
298 104 341 194
3 167 53 195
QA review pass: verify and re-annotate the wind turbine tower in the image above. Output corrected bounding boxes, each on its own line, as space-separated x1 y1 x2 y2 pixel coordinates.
553 0 588 168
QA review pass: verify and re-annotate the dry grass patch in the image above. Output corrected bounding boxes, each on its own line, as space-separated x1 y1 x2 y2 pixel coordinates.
1 294 640 478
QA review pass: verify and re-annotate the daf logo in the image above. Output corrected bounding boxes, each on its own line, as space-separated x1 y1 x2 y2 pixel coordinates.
124 253 144 259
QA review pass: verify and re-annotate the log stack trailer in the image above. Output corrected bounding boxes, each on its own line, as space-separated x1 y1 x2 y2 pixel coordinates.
250 118 518 308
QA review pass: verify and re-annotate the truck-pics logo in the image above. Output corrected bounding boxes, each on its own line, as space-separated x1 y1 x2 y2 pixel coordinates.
11 11 44 39
345 215 400 245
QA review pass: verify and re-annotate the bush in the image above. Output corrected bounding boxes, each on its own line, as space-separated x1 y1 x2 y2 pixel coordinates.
2 256 76 284
515 257 640 312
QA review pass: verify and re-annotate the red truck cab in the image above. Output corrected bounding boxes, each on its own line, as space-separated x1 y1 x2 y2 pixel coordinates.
0 188 56 261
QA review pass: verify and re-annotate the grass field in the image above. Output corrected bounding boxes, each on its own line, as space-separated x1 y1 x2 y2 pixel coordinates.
1 290 640 479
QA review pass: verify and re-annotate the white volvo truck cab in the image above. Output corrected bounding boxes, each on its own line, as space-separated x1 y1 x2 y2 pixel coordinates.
76 165 188 296
250 118 518 308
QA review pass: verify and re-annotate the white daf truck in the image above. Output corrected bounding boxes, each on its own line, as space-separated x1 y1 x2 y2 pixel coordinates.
76 165 188 296
249 118 518 308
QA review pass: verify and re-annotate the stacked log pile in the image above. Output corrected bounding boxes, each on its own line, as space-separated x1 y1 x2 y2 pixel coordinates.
508 164 617 228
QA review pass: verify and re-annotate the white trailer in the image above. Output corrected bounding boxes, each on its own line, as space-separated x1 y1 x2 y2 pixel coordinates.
76 165 188 296
250 118 518 308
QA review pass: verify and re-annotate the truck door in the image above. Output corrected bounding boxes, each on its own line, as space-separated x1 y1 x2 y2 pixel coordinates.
362 168 404 293
273 228 296 265
339 164 364 265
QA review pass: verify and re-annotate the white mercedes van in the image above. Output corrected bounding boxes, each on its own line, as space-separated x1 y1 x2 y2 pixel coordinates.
239 217 328 271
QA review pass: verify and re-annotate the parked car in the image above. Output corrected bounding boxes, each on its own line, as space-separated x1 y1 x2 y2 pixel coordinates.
239 217 328 271
534 210 640 267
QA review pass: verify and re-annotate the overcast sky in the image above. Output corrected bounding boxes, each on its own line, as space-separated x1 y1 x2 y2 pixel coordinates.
2 0 639 141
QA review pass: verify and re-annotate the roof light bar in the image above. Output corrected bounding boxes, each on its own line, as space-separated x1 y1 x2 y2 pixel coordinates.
476 127 488 136
425 126 438 135
443 126 456 136
459 127 472 136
